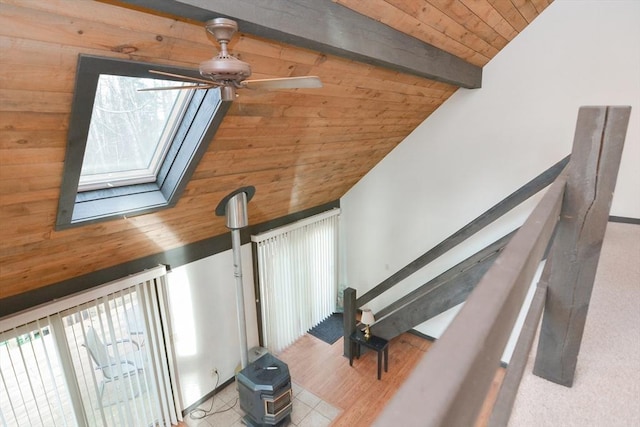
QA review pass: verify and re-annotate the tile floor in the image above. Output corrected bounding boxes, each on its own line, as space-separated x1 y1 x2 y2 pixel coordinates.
182 380 341 427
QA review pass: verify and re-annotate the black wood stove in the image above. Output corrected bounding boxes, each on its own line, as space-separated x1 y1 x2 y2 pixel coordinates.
237 352 292 426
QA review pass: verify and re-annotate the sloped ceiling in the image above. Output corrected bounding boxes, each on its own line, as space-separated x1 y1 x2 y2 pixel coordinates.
0 0 551 303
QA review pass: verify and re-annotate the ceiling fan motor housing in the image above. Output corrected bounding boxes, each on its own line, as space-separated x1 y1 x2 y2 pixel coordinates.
199 56 252 82
201 17 252 83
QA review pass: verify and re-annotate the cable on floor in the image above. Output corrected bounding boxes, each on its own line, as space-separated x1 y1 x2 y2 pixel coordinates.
188 372 239 421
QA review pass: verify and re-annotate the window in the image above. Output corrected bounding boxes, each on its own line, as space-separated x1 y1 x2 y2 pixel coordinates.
56 55 230 230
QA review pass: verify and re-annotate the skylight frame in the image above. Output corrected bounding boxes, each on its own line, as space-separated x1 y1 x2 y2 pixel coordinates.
55 55 230 230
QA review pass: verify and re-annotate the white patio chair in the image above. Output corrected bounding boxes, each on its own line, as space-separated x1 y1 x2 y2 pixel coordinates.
83 326 146 404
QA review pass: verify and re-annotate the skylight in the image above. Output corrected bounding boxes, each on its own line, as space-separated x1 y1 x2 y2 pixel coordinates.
78 75 192 192
55 55 230 230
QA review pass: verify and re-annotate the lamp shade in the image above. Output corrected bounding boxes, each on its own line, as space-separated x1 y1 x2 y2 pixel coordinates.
361 309 375 325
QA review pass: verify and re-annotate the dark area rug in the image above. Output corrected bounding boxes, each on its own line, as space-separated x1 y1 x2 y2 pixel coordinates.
308 312 343 345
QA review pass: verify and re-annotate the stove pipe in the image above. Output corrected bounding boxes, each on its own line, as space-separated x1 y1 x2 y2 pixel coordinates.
216 186 255 369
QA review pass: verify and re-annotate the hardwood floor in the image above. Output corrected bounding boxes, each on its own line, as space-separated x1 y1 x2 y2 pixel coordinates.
277 332 505 427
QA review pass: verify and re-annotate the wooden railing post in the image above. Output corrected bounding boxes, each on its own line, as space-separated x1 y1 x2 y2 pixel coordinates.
533 106 631 387
343 287 357 358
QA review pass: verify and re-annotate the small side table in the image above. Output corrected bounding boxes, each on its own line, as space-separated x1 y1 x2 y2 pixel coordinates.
349 329 389 380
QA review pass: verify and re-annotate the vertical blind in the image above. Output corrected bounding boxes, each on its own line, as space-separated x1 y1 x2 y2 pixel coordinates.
0 266 179 427
252 209 340 353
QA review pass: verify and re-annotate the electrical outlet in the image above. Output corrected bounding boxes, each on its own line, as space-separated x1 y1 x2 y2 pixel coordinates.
210 368 218 377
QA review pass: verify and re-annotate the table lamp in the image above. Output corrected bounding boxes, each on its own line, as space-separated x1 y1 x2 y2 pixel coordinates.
361 309 375 341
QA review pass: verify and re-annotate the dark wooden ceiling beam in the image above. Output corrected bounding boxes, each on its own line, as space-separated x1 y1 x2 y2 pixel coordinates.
115 0 482 88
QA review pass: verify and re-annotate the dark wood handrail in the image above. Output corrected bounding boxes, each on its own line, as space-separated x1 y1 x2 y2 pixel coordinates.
374 172 567 427
343 159 567 357
356 156 569 307
373 231 514 322
370 231 515 340
373 105 631 427
487 281 547 427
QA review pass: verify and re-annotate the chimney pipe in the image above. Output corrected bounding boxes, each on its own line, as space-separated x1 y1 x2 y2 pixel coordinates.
216 186 255 369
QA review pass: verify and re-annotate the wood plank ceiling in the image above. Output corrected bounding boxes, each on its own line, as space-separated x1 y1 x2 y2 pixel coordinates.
0 0 551 302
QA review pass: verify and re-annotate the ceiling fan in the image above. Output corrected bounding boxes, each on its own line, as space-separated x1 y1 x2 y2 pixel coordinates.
142 17 322 101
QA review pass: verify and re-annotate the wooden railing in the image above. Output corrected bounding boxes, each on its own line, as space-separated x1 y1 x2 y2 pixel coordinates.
369 106 630 426
355 155 569 308
378 170 566 426
343 156 569 356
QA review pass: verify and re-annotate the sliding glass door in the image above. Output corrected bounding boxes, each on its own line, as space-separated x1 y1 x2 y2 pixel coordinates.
0 320 75 426
0 267 179 427
61 289 158 426
253 209 340 353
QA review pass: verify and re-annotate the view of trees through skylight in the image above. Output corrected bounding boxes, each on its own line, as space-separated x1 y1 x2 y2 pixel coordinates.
78 75 191 191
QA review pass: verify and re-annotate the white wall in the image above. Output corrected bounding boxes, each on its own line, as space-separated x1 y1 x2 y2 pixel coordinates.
166 243 259 408
340 0 639 361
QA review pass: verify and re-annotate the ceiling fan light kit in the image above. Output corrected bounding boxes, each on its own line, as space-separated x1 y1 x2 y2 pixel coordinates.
144 17 322 101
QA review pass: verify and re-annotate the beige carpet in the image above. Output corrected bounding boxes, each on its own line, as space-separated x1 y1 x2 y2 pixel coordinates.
509 221 640 426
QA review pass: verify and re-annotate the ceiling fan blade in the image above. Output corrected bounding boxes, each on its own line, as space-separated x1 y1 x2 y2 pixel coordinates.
137 84 215 92
242 76 323 90
149 70 221 86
